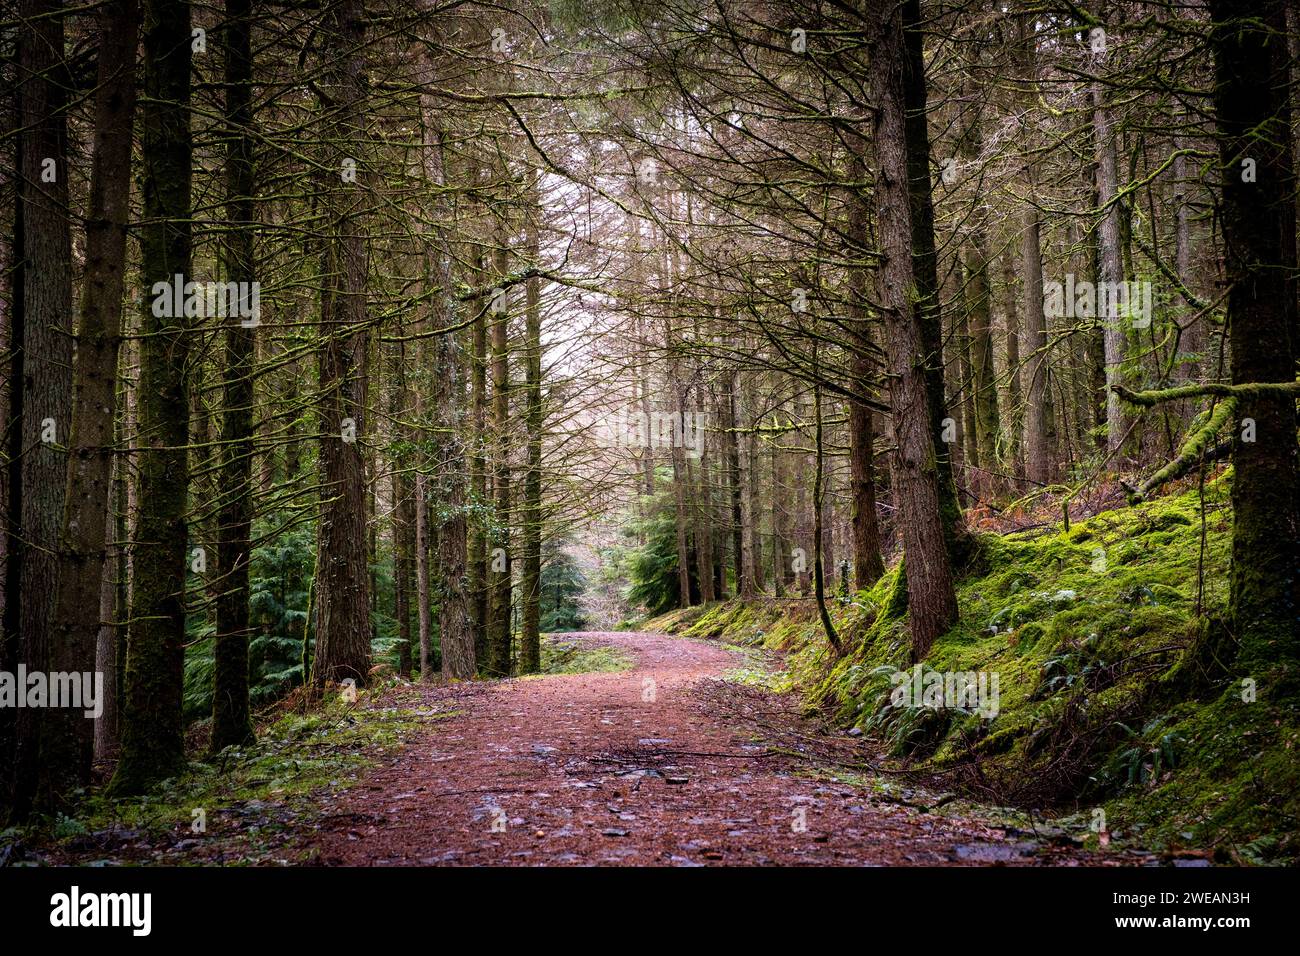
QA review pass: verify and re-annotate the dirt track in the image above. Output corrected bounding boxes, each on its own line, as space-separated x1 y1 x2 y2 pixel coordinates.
302 631 1123 866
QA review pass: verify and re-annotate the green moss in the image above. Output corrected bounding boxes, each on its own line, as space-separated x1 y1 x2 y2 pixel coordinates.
22 687 443 863
536 634 633 675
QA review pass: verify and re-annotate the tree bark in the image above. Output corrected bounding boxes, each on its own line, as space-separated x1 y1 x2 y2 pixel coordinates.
900 0 964 556
487 240 512 676
848 363 886 589
743 390 765 594
1207 0 1300 667
9 0 75 813
415 469 432 678
392 453 414 678
44 0 139 801
965 240 1001 494
112 0 193 794
1093 77 1132 457
519 187 544 674
721 372 746 595
211 0 257 752
425 129 475 681
311 0 372 689
865 0 958 660
1000 250 1025 482
1022 205 1057 484
690 407 715 604
771 421 788 597
469 249 489 672
666 320 693 607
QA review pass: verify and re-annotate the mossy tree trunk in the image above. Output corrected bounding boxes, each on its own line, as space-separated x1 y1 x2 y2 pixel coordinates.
112 0 193 795
211 0 257 753
519 176 544 675
469 248 490 673
959 88 1001 497
666 319 694 609
1208 0 1300 669
420 112 475 681
721 372 746 596
1094 77 1133 458
742 384 766 594
487 239 513 677
46 0 138 802
1000 250 1025 483
311 0 371 689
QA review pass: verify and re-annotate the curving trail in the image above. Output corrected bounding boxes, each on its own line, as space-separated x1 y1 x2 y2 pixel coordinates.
302 632 1108 866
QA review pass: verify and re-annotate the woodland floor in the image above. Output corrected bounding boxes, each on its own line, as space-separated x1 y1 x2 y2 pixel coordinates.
286 631 1170 866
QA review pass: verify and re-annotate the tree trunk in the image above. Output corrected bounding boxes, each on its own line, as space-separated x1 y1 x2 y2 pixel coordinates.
487 241 512 677
690 409 715 604
954 261 978 485
1013 17 1057 485
311 0 372 689
900 0 964 556
1000 250 1025 482
848 366 886 589
211 0 257 752
743 391 765 594
866 0 958 660
415 470 432 678
1022 205 1057 484
666 323 693 607
393 456 414 678
795 397 813 593
519 190 543 675
812 374 841 654
469 250 489 672
722 372 746 595
1093 78 1132 457
93 436 126 761
112 0 193 794
771 422 788 597
966 240 1001 494
847 145 886 588
44 0 138 802
0 28 15 813
425 130 474 681
1207 0 1300 668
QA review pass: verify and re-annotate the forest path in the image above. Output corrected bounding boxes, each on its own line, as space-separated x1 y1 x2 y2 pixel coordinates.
302 631 1101 866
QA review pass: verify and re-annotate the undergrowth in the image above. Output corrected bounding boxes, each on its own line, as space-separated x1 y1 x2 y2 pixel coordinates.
536 634 633 675
5 683 442 865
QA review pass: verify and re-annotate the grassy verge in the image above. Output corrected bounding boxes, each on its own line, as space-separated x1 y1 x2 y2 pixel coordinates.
536 633 634 675
3 683 447 865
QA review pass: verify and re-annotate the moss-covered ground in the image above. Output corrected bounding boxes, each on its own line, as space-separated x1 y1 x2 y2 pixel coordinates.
535 633 634 675
3 682 448 864
646 478 1300 864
